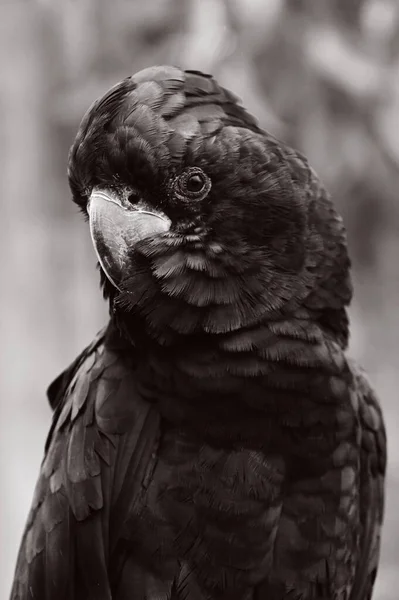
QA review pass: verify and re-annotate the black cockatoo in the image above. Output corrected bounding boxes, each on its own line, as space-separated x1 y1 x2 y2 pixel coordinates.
10 66 386 600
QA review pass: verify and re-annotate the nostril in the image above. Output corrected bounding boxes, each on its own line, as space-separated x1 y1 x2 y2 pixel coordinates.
127 192 140 205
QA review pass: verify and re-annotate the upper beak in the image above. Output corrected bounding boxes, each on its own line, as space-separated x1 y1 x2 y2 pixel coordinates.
88 188 171 290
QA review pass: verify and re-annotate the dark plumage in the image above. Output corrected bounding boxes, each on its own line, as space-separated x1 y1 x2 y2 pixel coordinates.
11 66 386 600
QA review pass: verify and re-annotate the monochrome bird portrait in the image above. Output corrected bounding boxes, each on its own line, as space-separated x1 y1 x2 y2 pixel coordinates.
10 65 386 600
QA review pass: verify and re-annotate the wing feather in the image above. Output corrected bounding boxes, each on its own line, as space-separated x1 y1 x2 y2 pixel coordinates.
10 325 161 600
349 362 386 600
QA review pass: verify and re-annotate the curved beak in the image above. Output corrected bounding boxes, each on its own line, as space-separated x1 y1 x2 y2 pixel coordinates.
88 188 171 290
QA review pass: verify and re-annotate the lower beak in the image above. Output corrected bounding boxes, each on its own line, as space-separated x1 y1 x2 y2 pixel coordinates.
88 188 171 290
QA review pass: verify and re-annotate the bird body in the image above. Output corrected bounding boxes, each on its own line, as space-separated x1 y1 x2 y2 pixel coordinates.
10 66 386 600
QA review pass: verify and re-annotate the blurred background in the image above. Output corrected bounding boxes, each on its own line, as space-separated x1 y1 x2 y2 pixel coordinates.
1 0 399 598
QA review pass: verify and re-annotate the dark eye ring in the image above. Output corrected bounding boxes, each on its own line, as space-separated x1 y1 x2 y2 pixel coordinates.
175 168 211 200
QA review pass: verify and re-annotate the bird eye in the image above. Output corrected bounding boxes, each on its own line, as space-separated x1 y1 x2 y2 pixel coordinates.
175 168 211 200
186 173 206 193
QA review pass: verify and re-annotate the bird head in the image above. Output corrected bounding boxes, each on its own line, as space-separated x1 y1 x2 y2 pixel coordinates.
68 66 352 347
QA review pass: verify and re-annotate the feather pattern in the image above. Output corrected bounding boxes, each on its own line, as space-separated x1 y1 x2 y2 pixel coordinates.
11 66 386 600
